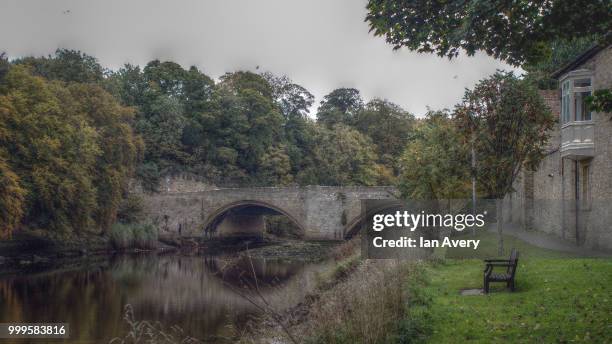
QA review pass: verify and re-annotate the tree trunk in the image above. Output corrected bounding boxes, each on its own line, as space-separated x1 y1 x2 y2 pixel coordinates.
496 198 504 256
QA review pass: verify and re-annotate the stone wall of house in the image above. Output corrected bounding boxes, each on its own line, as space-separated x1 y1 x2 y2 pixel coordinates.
505 47 612 252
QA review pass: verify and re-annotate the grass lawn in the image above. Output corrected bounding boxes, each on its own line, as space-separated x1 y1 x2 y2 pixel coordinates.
406 232 612 343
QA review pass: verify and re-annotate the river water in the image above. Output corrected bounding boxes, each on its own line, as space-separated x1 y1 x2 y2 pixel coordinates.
0 252 331 343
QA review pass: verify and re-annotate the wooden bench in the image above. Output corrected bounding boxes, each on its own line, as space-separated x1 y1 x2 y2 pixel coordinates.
483 248 519 293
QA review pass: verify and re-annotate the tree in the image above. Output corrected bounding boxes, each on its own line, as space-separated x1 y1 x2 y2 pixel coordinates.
0 53 9 85
523 37 598 89
0 65 140 234
302 125 380 186
15 49 106 83
261 72 314 119
586 89 612 115
316 88 364 127
258 145 293 186
398 110 471 200
354 98 415 172
194 71 284 185
365 0 612 66
0 153 25 238
454 71 554 254
136 94 187 170
261 72 317 179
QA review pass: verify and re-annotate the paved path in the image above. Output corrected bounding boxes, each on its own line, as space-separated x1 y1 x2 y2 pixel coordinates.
488 223 611 257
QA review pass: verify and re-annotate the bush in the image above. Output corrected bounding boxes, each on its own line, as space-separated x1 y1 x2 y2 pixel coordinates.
110 222 158 250
110 223 133 249
116 194 145 224
133 223 158 249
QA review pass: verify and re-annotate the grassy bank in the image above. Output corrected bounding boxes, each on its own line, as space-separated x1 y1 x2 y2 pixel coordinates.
403 232 612 344
293 232 611 344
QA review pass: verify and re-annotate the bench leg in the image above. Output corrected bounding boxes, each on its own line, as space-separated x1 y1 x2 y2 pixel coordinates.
509 279 515 292
484 277 489 294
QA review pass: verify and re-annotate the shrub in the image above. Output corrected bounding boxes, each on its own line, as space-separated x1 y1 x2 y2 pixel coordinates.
133 223 158 249
116 194 145 224
110 222 158 250
110 223 133 249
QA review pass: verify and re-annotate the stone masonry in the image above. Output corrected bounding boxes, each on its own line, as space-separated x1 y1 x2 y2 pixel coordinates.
505 45 612 252
140 185 398 240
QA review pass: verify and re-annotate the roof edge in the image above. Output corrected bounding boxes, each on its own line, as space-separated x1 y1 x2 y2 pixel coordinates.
551 43 609 80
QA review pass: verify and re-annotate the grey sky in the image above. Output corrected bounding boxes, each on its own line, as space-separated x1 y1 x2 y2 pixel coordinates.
0 0 515 116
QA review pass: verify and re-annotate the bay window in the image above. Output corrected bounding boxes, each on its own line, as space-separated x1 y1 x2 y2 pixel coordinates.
560 71 593 124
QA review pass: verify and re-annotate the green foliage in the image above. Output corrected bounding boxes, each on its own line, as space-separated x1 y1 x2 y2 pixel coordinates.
523 37 598 89
586 89 612 114
15 49 106 83
0 153 25 238
399 110 471 199
2 51 420 236
110 222 158 250
316 88 364 127
108 60 406 187
116 194 145 224
109 223 132 249
355 98 415 172
365 0 612 66
454 71 554 198
0 65 140 234
301 125 381 186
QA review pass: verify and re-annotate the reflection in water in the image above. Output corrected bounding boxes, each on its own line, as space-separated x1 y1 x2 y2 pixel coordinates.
0 253 325 343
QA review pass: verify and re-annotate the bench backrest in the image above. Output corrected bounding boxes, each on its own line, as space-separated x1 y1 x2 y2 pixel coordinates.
507 248 519 277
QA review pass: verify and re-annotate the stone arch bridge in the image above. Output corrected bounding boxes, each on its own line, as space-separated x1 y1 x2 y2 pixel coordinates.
141 186 398 240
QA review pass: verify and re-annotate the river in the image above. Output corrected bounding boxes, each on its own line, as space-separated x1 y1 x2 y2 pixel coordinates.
0 251 333 343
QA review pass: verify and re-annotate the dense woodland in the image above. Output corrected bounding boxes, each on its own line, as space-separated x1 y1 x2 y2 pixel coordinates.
0 35 598 237
0 50 415 237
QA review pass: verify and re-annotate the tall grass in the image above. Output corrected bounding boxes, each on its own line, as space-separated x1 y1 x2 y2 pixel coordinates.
110 304 201 344
110 223 158 250
303 259 412 344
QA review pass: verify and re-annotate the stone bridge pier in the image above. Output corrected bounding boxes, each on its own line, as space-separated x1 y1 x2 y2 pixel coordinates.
140 186 398 240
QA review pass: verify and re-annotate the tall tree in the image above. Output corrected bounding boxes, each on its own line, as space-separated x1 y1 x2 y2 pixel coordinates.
454 71 554 254
365 0 612 66
302 125 380 186
0 153 25 238
316 88 364 127
398 110 470 200
261 72 317 179
523 37 599 89
354 98 415 171
15 49 106 83
0 65 140 234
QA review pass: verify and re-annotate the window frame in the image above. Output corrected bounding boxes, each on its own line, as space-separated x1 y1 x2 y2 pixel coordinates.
559 70 594 126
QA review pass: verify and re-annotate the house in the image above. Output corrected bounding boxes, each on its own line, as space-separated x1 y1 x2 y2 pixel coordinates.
505 44 612 252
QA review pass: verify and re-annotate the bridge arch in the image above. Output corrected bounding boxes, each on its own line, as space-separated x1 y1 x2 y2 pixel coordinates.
343 200 404 239
203 200 306 236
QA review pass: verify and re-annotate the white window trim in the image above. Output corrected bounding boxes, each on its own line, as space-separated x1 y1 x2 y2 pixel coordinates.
560 69 594 127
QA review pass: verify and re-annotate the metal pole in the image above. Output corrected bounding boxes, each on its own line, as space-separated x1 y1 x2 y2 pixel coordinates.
471 140 477 235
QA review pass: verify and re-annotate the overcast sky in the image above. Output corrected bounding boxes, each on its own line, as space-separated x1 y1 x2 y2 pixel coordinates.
0 0 516 116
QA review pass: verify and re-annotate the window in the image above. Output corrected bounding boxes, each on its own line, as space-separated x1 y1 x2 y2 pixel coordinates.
575 91 592 121
560 72 593 124
561 80 570 123
580 163 590 210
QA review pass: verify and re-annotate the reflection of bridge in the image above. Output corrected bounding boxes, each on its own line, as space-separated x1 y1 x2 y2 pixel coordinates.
141 186 398 240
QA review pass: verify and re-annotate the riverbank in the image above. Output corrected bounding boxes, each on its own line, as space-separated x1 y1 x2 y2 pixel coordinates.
0 230 339 277
239 232 612 344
